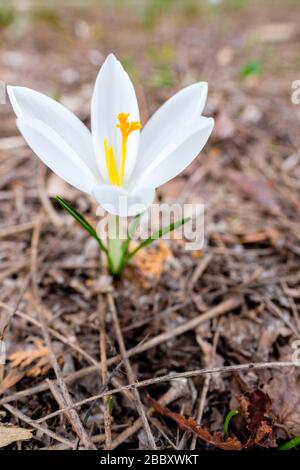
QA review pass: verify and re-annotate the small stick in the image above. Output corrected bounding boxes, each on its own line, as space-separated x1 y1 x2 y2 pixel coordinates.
0 296 246 405
190 325 220 450
34 361 300 424
190 253 213 288
266 298 300 339
111 378 189 449
4 403 75 447
37 163 64 227
30 213 96 450
0 301 101 369
0 220 36 238
108 293 157 450
98 294 112 449
47 379 95 450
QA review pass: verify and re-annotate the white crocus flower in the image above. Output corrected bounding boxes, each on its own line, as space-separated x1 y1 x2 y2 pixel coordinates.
7 53 214 217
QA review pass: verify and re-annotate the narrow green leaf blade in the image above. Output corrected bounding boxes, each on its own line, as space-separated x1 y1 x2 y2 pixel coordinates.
128 213 142 241
223 409 239 439
54 196 107 253
127 216 191 260
278 436 300 450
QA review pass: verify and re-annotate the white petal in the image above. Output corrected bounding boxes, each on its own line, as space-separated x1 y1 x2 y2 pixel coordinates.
17 118 97 194
92 184 155 217
132 116 214 189
7 86 99 178
133 82 208 178
91 54 140 184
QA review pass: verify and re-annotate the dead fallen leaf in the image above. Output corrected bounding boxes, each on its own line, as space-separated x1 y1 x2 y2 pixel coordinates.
0 369 25 395
239 389 276 448
9 339 48 369
133 240 172 278
0 424 32 448
264 371 300 436
7 339 62 380
148 396 243 450
9 347 48 368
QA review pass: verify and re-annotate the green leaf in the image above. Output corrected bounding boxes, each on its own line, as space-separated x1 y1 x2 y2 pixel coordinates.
278 436 300 450
223 409 239 439
117 213 143 273
127 216 191 261
54 196 108 254
239 60 262 79
128 213 143 241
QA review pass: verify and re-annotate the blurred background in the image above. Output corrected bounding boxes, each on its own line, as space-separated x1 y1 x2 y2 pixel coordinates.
1 0 300 207
1 0 300 451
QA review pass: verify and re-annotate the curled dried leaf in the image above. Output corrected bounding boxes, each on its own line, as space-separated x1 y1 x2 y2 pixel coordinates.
148 396 243 450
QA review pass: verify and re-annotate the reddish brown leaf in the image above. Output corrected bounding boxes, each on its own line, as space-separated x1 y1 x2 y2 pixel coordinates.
239 389 276 448
148 396 243 450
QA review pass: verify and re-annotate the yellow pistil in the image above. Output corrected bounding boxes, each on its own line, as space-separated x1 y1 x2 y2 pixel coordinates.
103 113 141 186
117 112 142 185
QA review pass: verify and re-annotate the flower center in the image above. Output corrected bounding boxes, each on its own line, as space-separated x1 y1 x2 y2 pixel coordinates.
104 113 142 186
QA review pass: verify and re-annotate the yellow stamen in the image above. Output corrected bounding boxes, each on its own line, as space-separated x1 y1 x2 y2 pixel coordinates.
103 113 142 186
104 138 120 186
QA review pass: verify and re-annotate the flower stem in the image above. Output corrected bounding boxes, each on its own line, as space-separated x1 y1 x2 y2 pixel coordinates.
107 215 127 278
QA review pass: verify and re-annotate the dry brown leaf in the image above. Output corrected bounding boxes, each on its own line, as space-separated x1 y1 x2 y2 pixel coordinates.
0 369 25 395
0 424 32 448
239 389 276 448
264 371 300 436
26 355 53 377
9 341 48 369
6 340 53 379
133 240 172 278
148 396 243 450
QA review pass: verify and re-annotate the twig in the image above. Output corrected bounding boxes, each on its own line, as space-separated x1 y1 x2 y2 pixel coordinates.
0 136 25 150
47 379 95 450
35 361 300 424
126 296 242 355
0 301 101 369
190 253 213 289
0 220 36 238
30 212 96 450
281 280 300 334
111 378 189 449
0 273 31 382
37 163 64 227
265 298 300 339
0 296 244 405
98 294 112 449
0 274 31 341
107 293 157 450
190 325 220 450
4 403 75 448
0 261 28 284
